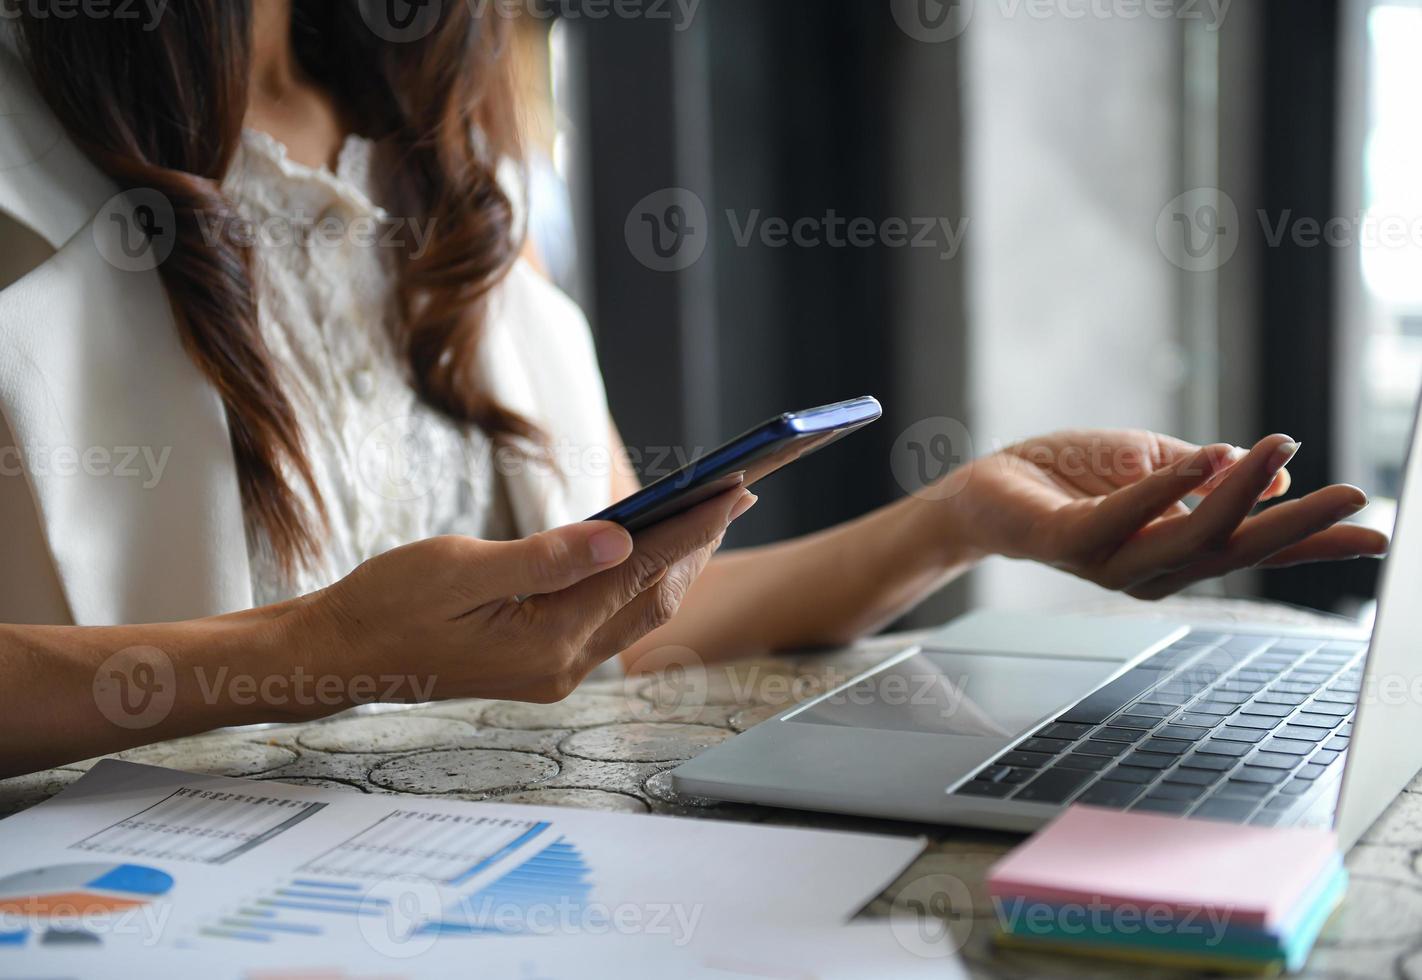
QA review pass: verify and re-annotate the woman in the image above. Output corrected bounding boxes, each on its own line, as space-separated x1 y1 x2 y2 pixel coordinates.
0 2 1386 772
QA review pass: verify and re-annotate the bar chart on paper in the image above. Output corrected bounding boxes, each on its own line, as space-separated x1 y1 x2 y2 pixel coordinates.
301 809 553 882
199 809 595 945
69 788 326 865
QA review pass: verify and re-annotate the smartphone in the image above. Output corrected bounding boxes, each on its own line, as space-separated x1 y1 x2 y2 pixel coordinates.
590 396 883 532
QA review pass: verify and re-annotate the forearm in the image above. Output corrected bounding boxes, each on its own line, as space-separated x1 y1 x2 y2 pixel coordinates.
0 602 325 777
620 493 981 672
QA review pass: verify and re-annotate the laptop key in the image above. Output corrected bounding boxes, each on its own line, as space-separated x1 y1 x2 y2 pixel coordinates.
1112 713 1163 730
1324 736 1350 751
1121 751 1175 769
1312 749 1342 766
1294 763 1326 780
1017 737 1072 755
1035 722 1094 741
956 779 1014 798
1146 782 1203 801
1255 691 1309 707
1105 766 1158 785
1093 727 1147 744
1194 798 1257 822
1014 768 1096 804
1164 767 1222 786
1213 727 1266 744
1199 739 1251 757
1174 712 1226 728
1228 714 1282 731
1123 702 1177 719
1301 701 1352 717
1155 725 1210 741
1210 690 1251 704
1261 737 1314 756
1240 701 1294 718
1279 779 1313 796
1278 726 1328 743
1000 750 1053 768
1314 690 1357 704
1076 780 1146 807
1231 766 1287 785
1181 751 1236 770
1140 737 1189 755
1143 690 1194 707
1290 713 1343 730
1133 797 1192 814
1074 739 1128 758
999 768 1034 784
1246 752 1300 770
1217 779 1271 799
1056 753 1112 772
1187 700 1237 716
1057 665 1177 725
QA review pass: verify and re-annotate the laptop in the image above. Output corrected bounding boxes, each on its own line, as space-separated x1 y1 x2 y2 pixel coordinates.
673 407 1422 849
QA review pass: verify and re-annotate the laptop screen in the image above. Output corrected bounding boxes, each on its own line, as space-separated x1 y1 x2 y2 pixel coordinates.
1336 395 1422 847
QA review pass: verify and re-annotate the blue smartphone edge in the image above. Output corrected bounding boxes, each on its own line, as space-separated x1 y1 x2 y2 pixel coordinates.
589 396 882 529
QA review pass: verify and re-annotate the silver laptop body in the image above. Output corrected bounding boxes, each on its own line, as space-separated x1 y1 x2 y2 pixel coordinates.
674 406 1422 848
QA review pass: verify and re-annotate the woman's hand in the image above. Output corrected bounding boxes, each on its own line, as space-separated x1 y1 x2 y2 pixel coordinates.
938 430 1388 599
297 487 756 705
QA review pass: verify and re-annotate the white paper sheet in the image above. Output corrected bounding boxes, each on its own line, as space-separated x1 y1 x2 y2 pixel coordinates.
0 761 937 977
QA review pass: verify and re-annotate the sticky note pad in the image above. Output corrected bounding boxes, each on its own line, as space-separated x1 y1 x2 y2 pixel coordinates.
987 805 1339 932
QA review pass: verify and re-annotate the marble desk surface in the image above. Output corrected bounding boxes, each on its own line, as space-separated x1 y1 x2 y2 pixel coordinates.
4 598 1418 979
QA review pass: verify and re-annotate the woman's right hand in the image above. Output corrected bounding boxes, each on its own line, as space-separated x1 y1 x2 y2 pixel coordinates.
295 486 757 707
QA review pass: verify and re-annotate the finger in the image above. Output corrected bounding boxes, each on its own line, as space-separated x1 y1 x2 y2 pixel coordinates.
1127 485 1368 599
1074 444 1237 555
582 537 724 668
530 486 752 642
1104 434 1300 586
1195 446 1292 500
439 521 634 606
1257 524 1389 567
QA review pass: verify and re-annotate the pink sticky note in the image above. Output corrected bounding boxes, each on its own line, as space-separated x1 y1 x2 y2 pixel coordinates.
987 805 1339 930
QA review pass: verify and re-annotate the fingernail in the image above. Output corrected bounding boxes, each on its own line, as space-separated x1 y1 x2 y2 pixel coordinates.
1336 494 1369 520
1270 440 1301 471
589 526 633 565
729 492 759 523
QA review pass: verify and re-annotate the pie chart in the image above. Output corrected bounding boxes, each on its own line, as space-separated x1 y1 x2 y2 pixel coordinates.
0 862 173 948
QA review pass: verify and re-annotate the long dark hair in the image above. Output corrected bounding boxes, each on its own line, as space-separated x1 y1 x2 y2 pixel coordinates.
15 1 528 572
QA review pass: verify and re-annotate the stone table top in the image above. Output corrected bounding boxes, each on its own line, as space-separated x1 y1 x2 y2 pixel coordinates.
4 598 1417 978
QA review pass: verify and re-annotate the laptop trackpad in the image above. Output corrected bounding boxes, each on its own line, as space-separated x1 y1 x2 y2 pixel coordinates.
785 650 1119 739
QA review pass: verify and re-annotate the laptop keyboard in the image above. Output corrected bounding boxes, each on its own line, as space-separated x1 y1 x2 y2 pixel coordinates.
950 631 1364 825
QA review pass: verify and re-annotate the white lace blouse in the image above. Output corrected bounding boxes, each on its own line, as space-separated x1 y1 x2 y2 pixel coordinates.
226 130 518 605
